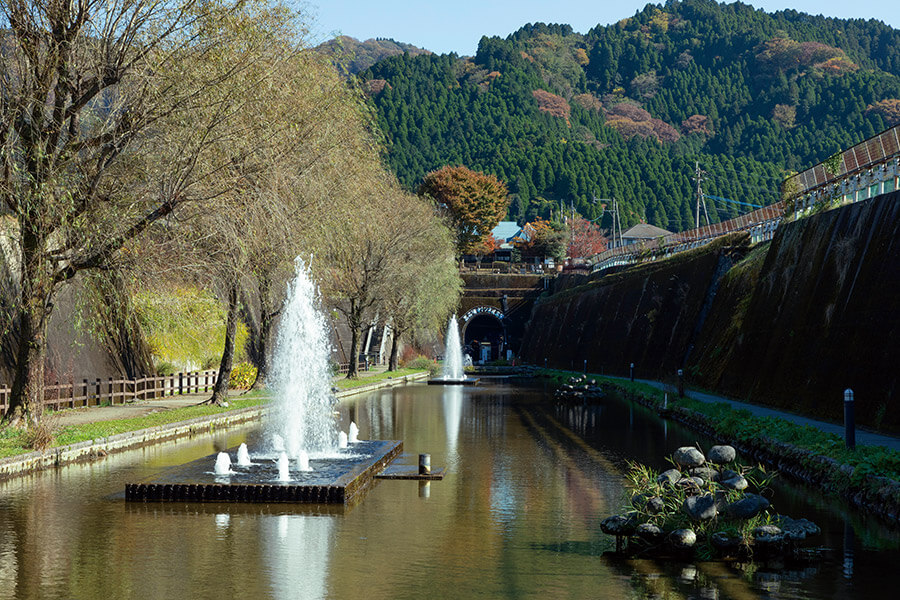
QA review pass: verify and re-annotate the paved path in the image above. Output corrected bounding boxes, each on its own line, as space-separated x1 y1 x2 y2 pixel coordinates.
49 365 398 429
608 376 900 452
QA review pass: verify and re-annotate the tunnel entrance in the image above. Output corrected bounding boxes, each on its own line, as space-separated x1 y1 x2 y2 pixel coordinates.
462 313 506 364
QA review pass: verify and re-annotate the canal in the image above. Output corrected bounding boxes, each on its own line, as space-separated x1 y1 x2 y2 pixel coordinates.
0 381 897 598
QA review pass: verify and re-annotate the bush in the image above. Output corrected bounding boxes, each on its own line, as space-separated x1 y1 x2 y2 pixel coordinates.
405 356 440 377
229 362 258 389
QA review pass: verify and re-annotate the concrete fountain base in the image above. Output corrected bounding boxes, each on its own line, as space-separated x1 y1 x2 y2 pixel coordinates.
125 440 402 504
426 378 479 386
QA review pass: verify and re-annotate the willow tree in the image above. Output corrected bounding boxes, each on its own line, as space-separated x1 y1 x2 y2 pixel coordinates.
0 0 287 426
382 196 461 371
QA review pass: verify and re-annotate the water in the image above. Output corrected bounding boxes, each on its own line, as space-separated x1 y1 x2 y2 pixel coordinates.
267 258 337 457
1 381 898 599
441 315 465 381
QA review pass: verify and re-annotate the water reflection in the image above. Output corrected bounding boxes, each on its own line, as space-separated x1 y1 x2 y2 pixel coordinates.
263 515 334 600
1 382 899 599
441 385 463 464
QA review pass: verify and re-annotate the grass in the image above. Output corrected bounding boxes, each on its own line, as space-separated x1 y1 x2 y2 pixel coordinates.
0 391 271 460
332 368 429 390
0 370 432 461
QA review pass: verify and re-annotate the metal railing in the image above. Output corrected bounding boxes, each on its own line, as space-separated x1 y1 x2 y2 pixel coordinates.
591 201 786 274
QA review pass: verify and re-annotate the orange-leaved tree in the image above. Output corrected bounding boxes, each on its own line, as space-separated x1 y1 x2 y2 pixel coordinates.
568 216 608 258
418 166 509 255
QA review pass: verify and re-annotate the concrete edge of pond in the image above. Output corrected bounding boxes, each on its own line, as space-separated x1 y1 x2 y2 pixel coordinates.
0 371 430 482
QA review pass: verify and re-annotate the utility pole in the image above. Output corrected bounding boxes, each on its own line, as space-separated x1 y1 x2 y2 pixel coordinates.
694 162 711 228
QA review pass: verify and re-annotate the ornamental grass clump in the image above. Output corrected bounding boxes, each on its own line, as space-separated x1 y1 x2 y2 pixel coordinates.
602 444 819 561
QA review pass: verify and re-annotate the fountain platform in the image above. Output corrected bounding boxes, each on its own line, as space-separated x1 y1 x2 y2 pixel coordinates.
427 378 479 386
125 440 402 504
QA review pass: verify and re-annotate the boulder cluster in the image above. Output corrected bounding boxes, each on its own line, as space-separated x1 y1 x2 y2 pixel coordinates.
601 445 819 560
555 375 604 401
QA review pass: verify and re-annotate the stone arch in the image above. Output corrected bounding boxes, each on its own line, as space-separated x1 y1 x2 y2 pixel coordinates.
460 306 507 363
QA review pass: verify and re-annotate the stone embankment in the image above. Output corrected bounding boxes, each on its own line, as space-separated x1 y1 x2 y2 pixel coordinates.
521 191 900 432
0 372 428 482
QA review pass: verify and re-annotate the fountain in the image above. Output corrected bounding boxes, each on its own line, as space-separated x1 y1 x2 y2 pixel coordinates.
125 258 404 504
296 450 312 472
276 453 290 481
428 315 479 385
214 452 232 475
236 443 252 467
267 257 339 458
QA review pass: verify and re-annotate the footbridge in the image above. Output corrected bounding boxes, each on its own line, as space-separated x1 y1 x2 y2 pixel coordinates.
457 273 551 363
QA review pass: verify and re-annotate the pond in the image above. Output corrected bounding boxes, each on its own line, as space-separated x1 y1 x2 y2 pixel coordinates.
0 380 897 599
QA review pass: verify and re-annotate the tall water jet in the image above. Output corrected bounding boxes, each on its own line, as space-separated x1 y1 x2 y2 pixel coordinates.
214 452 232 475
338 431 348 449
236 443 251 467
442 315 465 381
267 258 337 457
277 453 291 482
348 422 359 444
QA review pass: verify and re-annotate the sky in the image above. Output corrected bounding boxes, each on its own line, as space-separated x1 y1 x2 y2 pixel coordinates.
309 0 899 55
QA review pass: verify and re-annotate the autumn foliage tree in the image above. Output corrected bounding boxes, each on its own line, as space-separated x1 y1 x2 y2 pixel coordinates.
567 216 608 258
418 166 509 255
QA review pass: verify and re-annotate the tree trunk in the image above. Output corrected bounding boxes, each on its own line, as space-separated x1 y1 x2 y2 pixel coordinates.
4 233 52 427
208 283 240 405
251 306 273 389
347 323 360 379
388 329 400 372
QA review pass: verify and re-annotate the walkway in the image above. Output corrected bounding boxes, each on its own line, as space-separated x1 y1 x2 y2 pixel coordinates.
609 376 900 452
49 365 400 429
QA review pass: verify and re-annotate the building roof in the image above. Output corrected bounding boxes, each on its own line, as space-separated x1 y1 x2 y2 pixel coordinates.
621 223 673 240
491 221 525 243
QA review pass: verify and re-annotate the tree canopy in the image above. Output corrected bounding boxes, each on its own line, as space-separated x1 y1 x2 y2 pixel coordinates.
418 165 509 255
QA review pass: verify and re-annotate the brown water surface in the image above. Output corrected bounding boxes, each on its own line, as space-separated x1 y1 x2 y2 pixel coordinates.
0 381 897 599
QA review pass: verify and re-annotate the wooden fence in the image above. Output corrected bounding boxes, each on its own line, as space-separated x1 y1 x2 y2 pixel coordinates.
0 370 220 415
0 360 374 414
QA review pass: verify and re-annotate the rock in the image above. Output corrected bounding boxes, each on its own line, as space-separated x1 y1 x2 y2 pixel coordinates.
708 445 736 465
724 494 769 519
683 494 718 521
646 496 665 514
690 466 718 481
777 517 820 541
710 531 742 553
632 494 665 514
657 469 681 486
673 446 705 469
752 525 784 545
600 514 637 536
669 528 697 549
721 475 748 491
635 522 664 543
720 469 739 481
676 477 706 493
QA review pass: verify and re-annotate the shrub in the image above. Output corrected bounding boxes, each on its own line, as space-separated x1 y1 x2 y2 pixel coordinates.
229 362 258 389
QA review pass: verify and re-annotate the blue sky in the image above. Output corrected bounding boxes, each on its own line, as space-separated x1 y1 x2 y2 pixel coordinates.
309 1 899 55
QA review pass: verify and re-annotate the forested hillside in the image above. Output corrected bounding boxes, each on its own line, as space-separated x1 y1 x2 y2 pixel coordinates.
357 0 900 231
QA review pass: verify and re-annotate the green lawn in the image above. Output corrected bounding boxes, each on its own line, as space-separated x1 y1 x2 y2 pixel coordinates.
0 392 271 459
332 368 429 390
